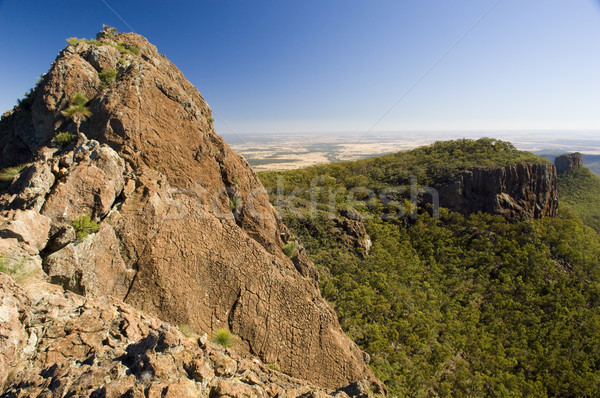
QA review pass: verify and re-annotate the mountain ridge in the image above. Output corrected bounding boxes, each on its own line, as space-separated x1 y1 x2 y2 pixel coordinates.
0 29 383 395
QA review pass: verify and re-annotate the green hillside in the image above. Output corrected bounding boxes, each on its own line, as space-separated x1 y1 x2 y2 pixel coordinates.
259 139 600 397
557 166 600 233
260 138 547 194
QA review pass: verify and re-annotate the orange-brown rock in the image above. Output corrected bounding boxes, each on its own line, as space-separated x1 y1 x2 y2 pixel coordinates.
0 31 383 393
0 273 367 397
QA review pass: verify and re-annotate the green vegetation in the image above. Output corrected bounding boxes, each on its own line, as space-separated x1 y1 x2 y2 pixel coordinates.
207 117 214 124
66 37 79 46
260 138 549 214
179 324 196 338
52 131 76 147
61 92 92 134
113 41 140 55
0 256 6 274
0 256 36 285
65 28 141 56
102 24 117 38
72 215 99 241
98 69 117 87
229 195 241 213
86 39 103 46
210 328 236 348
557 166 600 233
0 165 24 191
267 362 281 372
259 138 600 397
67 37 103 47
282 241 298 259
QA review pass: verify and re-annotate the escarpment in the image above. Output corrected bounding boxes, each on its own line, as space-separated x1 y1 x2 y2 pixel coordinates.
0 31 383 393
438 162 558 219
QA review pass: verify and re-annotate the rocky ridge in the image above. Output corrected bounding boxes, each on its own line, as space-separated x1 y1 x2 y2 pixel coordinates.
0 272 369 397
0 30 383 394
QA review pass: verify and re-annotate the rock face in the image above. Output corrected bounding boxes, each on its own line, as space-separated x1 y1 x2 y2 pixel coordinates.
0 31 382 393
555 153 583 174
438 163 558 219
0 273 362 397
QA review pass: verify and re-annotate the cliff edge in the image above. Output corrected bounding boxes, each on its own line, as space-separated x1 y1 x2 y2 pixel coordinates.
438 162 558 219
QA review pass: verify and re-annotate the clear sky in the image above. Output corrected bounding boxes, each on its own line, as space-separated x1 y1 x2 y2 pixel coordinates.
0 0 599 135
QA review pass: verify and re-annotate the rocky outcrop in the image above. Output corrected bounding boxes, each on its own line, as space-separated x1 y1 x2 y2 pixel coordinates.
333 209 372 256
0 273 363 397
0 31 382 392
555 153 583 174
438 163 558 219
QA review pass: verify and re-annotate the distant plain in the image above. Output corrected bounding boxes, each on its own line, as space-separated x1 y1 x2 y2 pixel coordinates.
223 131 600 176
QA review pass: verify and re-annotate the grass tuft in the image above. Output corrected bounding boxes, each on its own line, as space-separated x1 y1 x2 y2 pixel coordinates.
210 328 237 348
0 165 25 191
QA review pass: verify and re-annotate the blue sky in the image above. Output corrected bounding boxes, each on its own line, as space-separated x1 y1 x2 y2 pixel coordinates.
0 0 599 135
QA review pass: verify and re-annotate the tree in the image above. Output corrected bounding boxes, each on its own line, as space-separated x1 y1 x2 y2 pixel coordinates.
61 92 92 134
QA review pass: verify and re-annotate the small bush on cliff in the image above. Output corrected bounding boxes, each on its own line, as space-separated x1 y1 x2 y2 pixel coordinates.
115 41 131 55
282 241 298 259
61 93 92 134
128 45 140 55
210 328 236 348
84 39 103 46
102 24 117 38
72 216 99 241
229 195 241 213
66 37 79 46
52 131 76 147
0 165 24 191
98 69 117 87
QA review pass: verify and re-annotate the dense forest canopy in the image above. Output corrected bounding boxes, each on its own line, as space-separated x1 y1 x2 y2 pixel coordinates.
557 165 600 233
259 139 600 397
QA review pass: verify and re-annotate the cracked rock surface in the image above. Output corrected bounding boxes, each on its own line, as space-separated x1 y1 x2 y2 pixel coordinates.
0 273 365 397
